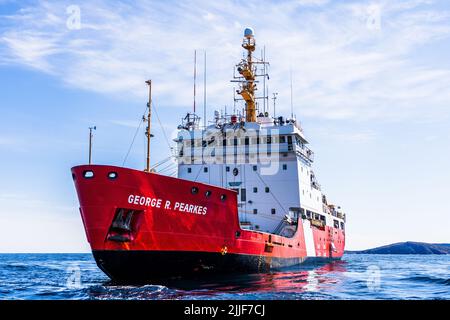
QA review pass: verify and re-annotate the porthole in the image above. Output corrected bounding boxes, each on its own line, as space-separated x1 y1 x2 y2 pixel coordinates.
233 168 239 176
83 170 94 179
205 190 212 197
220 194 227 201
108 172 118 179
191 187 199 194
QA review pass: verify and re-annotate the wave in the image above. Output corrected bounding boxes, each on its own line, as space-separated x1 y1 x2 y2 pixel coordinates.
404 275 450 286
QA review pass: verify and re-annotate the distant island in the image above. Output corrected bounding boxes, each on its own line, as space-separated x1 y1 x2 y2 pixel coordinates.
346 242 450 254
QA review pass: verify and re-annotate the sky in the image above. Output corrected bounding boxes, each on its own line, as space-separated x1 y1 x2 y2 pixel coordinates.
0 0 449 252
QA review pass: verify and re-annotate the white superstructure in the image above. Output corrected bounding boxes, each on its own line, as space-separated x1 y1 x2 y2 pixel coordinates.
174 28 345 237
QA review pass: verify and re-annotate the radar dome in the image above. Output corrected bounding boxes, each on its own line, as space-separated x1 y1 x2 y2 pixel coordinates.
244 28 254 38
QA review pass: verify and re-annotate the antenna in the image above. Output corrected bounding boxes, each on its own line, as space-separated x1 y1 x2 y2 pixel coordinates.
193 50 197 113
203 50 207 128
263 46 266 113
88 126 96 165
290 68 294 119
233 87 236 114
272 92 278 118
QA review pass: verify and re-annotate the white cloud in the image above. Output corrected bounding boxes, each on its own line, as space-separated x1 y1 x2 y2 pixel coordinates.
0 0 449 123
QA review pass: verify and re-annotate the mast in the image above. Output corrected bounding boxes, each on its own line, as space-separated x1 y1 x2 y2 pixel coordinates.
238 28 257 122
144 80 152 172
88 126 96 164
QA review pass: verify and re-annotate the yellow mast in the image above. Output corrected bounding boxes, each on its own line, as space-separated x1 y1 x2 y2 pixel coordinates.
238 28 257 122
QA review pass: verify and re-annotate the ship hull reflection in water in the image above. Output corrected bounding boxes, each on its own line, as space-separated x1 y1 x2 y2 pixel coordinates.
104 260 348 296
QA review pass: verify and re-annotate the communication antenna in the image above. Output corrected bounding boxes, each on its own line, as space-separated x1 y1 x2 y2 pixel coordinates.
263 46 266 113
272 92 278 118
203 50 207 128
290 68 294 119
193 50 197 113
88 126 96 165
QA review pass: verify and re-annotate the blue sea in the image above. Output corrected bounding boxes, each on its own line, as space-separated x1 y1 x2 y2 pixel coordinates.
0 253 448 300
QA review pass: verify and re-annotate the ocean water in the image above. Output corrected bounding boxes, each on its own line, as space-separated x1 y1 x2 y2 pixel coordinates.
0 253 448 300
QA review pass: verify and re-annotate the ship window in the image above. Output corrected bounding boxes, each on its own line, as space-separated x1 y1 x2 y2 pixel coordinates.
226 166 230 172
190 140 195 147
83 170 94 179
334 220 339 228
240 188 246 202
253 209 258 214
233 137 238 146
340 222 345 230
203 167 208 173
265 187 270 193
223 139 227 146
280 136 286 143
187 167 192 173
282 164 287 170
191 186 199 194
253 165 257 171
271 208 276 215
108 172 118 179
205 190 212 198
267 136 272 144
255 225 260 230
233 168 239 176
253 187 258 193
220 194 227 201
245 137 249 145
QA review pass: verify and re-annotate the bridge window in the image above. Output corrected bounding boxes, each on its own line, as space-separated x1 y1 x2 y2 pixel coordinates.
253 209 258 214
282 164 287 170
253 187 258 193
226 166 230 172
253 165 257 171
271 208 276 215
280 136 286 143
203 167 208 173
265 187 270 193
187 167 192 173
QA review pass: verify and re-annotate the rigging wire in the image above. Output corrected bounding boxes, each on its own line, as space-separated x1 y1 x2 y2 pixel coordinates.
122 104 147 167
152 100 173 154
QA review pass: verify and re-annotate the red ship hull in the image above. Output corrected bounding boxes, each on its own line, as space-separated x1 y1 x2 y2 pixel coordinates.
71 165 345 281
